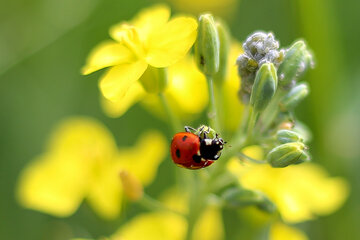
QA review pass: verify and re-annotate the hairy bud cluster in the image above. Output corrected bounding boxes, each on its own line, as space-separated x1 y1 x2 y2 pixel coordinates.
236 32 284 103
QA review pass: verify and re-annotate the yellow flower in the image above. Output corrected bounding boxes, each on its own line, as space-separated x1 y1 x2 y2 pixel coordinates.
82 4 198 104
111 211 187 240
270 222 308 240
228 146 349 223
16 117 167 219
111 188 224 240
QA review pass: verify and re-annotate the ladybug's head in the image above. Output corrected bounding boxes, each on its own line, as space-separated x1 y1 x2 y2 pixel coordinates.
199 135 226 161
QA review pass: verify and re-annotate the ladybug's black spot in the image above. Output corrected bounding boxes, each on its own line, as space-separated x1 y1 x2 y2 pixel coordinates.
192 154 201 163
182 135 188 141
176 149 181 158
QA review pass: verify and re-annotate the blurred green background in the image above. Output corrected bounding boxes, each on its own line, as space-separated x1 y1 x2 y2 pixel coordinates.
1 0 359 239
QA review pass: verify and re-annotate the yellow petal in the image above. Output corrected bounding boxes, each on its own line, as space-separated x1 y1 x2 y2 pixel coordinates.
81 41 134 75
117 131 167 185
146 16 198 68
166 57 208 115
160 188 189 215
111 212 186 240
87 161 123 220
110 5 170 43
101 81 146 118
99 61 148 101
16 154 88 217
192 206 224 240
270 222 308 240
141 56 208 120
47 117 118 160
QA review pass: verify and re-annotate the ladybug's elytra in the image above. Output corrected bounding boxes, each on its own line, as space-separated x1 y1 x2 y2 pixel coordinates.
170 126 225 170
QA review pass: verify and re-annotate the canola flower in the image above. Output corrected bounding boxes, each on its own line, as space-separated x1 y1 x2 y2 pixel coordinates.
227 146 349 223
17 117 167 219
82 4 197 110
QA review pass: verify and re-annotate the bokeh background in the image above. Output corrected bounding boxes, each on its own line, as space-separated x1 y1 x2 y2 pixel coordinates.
1 0 359 239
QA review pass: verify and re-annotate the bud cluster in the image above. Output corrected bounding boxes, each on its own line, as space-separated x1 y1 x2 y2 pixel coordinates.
236 32 284 103
235 31 314 168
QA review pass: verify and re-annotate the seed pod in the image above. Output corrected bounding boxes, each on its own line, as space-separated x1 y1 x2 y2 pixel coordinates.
267 142 309 168
194 14 220 76
280 83 310 111
250 63 278 112
276 129 303 143
278 40 313 87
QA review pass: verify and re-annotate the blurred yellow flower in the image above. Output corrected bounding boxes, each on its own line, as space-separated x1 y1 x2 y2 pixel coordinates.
82 4 198 104
111 188 224 240
270 222 308 240
16 117 167 219
220 42 244 131
228 147 349 223
112 211 187 240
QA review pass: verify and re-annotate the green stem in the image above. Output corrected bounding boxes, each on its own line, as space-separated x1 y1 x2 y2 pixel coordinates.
258 89 286 133
159 92 182 133
139 194 184 216
246 106 258 144
207 75 221 132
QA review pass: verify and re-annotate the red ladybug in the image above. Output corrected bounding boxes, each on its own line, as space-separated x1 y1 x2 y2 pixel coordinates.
170 126 225 169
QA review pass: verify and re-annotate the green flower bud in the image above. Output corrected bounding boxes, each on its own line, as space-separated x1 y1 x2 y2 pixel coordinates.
276 129 303 143
222 188 276 213
213 19 231 84
278 40 314 87
194 14 220 76
280 83 310 111
139 67 167 94
267 142 309 168
250 63 278 112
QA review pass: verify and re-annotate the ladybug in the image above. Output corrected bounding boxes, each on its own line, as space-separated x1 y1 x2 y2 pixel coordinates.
170 126 225 169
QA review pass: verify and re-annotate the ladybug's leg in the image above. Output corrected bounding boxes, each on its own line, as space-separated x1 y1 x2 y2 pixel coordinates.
197 126 205 137
185 126 197 133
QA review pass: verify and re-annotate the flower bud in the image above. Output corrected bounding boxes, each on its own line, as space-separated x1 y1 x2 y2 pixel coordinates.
278 40 314 87
276 129 303 143
194 14 220 76
250 63 278 112
222 188 276 213
139 67 167 94
119 170 143 201
280 83 309 111
267 142 310 168
213 19 231 84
